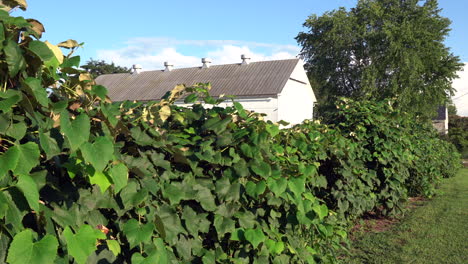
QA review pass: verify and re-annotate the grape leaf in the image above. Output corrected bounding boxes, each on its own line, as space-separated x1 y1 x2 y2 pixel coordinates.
7 229 58 264
81 136 114 172
63 225 106 264
16 174 40 212
60 112 90 151
122 219 154 249
244 228 266 248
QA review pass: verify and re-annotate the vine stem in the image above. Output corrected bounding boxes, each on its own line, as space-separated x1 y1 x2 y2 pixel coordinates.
0 186 12 192
139 213 143 254
0 137 15 146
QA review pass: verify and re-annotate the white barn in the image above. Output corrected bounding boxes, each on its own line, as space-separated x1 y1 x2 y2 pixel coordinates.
96 56 316 125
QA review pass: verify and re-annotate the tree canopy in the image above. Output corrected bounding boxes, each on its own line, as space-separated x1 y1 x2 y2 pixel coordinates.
80 59 130 78
296 0 463 117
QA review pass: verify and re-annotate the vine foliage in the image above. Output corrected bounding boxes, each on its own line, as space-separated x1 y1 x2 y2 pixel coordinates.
0 3 461 264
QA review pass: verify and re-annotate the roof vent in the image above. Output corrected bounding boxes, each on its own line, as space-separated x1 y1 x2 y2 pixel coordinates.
201 58 212 68
241 54 251 65
164 61 173 72
132 64 142 74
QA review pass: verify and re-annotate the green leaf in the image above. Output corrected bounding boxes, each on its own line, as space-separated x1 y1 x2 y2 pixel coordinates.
0 192 8 218
265 239 285 255
122 219 154 249
184 93 199 103
233 102 247 119
63 225 106 264
89 170 112 193
202 251 216 264
288 176 306 198
81 136 114 172
61 56 80 68
28 40 55 62
60 112 90 151
214 215 236 238
39 131 61 160
157 205 185 244
0 90 21 113
0 146 19 179
45 41 64 65
235 211 256 229
5 39 26 76
245 180 266 198
215 177 240 202
120 181 148 209
230 228 245 241
313 204 329 220
265 124 280 137
7 229 58 264
202 116 232 134
0 191 24 234
162 183 185 205
22 77 49 107
195 185 217 211
0 21 4 43
251 160 271 178
267 177 287 197
244 228 266 248
91 85 107 100
108 163 128 193
14 143 40 175
16 174 40 212
106 240 120 257
1 143 40 177
182 206 210 235
131 238 168 264
5 122 26 140
30 40 61 67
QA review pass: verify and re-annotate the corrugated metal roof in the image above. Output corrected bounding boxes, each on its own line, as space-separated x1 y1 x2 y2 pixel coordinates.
95 59 300 101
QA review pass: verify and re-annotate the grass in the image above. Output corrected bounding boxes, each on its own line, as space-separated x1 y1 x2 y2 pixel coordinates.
345 168 468 264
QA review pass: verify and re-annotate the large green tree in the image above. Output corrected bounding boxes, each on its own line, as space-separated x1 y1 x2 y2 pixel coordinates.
81 59 130 78
296 0 463 117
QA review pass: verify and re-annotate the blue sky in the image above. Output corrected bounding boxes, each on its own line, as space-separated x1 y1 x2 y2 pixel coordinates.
16 0 468 114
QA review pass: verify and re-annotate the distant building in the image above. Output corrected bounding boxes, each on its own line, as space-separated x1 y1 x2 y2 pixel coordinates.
432 106 448 134
96 56 317 125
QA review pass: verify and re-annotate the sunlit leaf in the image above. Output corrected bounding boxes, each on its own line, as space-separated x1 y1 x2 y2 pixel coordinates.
63 225 106 264
7 230 58 264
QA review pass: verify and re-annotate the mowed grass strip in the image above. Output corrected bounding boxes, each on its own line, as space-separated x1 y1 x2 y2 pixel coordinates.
347 168 468 264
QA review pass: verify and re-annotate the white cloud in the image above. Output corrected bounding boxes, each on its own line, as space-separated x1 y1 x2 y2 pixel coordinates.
96 38 300 71
452 63 468 116
98 47 200 70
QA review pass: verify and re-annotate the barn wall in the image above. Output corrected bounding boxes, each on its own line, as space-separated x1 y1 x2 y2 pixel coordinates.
277 61 316 125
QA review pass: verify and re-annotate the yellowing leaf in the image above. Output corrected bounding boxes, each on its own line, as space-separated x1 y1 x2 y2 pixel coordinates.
1 0 27 11
79 73 92 82
26 19 45 38
169 84 186 102
159 105 171 122
57 39 80 49
44 41 63 64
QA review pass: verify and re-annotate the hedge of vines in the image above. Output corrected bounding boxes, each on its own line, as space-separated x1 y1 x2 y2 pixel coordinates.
0 5 461 264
